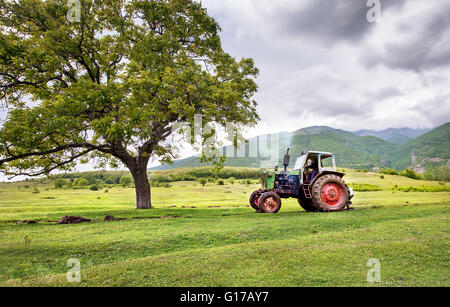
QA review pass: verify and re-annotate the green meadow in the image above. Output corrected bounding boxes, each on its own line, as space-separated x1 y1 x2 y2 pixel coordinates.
0 169 449 286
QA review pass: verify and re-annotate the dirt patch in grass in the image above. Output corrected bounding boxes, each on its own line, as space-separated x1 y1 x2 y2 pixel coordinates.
58 216 91 224
13 215 182 225
104 215 127 221
15 220 38 224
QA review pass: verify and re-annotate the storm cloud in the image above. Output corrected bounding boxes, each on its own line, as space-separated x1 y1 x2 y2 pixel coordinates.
275 0 408 44
365 3 450 72
202 0 450 135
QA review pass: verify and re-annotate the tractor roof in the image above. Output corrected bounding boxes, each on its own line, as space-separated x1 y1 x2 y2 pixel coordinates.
302 151 334 157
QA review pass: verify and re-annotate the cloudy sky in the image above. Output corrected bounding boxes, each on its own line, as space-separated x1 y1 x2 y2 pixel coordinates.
202 0 450 137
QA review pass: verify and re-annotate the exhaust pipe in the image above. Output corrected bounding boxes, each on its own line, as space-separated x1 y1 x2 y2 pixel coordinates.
283 148 290 173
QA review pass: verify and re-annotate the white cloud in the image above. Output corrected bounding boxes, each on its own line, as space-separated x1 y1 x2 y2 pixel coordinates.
201 0 450 136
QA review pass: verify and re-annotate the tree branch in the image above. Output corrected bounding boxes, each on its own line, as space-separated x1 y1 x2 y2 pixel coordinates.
2 148 92 179
0 142 114 165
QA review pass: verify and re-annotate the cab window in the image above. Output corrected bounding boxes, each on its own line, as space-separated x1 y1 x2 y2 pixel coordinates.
321 156 333 169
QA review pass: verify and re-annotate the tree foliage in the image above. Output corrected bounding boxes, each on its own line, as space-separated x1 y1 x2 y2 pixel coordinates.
0 0 259 207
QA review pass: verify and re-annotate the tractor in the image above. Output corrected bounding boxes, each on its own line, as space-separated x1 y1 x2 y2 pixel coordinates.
250 149 354 213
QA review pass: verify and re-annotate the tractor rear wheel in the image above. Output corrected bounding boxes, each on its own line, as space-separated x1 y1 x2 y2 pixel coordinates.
311 174 349 212
297 197 318 212
249 190 261 210
258 192 282 213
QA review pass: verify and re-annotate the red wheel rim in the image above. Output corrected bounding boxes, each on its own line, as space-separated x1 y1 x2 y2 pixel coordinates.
262 197 278 211
321 183 344 206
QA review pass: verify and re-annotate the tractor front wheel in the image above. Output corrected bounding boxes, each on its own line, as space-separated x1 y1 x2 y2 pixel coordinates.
258 192 282 213
249 190 261 210
311 174 349 212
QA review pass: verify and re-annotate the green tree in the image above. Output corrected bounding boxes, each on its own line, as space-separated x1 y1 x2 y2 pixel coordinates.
400 169 421 180
0 0 259 208
198 178 207 186
84 174 97 185
54 178 68 188
75 178 89 186
119 175 133 187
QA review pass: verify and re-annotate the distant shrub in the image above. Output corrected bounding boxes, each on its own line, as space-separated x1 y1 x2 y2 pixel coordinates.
90 184 99 191
400 169 421 180
348 183 383 192
104 189 109 193
32 187 40 194
119 176 133 187
151 181 164 187
198 178 207 186
380 168 399 175
104 178 114 184
164 183 172 188
54 179 68 188
423 166 450 181
245 179 252 185
380 175 384 179
75 178 89 186
228 177 235 185
217 179 224 185
84 175 97 185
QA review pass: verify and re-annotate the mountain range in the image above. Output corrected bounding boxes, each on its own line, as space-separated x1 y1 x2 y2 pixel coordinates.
352 128 430 145
152 123 450 174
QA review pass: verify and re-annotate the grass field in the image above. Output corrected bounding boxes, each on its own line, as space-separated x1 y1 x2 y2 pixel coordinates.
0 169 449 286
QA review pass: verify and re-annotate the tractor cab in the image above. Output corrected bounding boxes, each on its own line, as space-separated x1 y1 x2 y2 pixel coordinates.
293 151 338 185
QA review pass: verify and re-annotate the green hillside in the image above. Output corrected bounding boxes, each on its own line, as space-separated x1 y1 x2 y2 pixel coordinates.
286 127 397 169
154 126 398 170
353 127 430 145
389 123 450 173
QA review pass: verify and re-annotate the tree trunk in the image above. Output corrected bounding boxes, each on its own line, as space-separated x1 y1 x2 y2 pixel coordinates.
131 166 151 209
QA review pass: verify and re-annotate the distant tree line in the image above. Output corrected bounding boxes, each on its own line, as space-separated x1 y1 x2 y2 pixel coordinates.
378 168 449 181
49 167 261 189
352 167 448 181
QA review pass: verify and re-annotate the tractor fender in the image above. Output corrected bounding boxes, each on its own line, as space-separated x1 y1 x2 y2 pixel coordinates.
310 170 345 186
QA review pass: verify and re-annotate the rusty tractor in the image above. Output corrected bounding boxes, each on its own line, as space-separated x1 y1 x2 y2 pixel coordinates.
250 149 354 213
